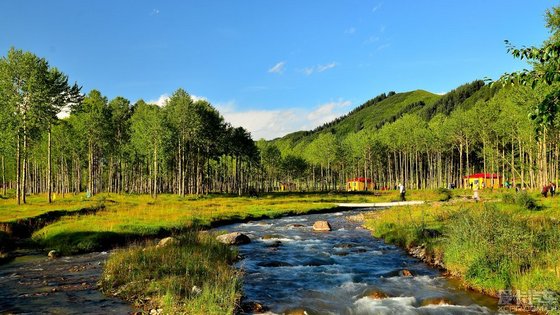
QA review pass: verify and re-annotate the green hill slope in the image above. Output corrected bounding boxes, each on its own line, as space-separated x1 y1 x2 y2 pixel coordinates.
271 89 441 151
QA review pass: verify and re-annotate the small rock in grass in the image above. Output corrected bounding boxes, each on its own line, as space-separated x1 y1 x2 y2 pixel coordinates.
191 285 202 296
156 237 177 248
48 250 59 259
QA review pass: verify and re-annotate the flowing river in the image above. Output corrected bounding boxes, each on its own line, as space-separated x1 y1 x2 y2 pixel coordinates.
217 209 501 315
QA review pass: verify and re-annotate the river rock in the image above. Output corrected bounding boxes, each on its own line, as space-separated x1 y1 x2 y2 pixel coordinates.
241 301 268 313
257 261 293 267
312 220 331 231
48 250 59 259
421 297 453 306
156 237 177 248
365 290 389 299
262 234 283 240
346 214 364 222
216 232 251 245
400 269 414 277
291 224 306 228
283 308 308 315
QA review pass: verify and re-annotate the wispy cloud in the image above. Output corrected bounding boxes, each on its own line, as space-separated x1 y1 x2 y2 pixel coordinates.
317 62 337 72
345 27 356 35
150 9 160 16
268 61 286 74
377 43 391 51
301 62 338 76
372 3 383 13
216 99 352 140
363 36 380 45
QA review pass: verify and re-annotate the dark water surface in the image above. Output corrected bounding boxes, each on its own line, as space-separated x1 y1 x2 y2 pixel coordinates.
218 210 502 315
0 251 132 314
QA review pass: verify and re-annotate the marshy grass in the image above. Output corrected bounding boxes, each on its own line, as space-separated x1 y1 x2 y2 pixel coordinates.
100 231 241 314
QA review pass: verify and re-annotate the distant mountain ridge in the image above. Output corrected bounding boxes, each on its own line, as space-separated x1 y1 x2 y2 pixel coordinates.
270 79 500 151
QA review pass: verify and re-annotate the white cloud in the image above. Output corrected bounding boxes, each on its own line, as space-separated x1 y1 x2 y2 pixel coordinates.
216 99 352 140
372 3 383 13
317 62 337 72
148 94 169 107
151 9 160 15
268 61 286 74
301 62 337 76
435 91 447 95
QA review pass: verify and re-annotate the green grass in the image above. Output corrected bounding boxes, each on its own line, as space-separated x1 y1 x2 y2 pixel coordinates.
100 231 240 314
363 189 560 310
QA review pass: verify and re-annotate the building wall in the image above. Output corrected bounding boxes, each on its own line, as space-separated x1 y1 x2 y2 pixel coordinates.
346 181 374 191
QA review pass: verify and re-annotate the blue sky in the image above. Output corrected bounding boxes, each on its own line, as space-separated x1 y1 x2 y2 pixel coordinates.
0 1 554 139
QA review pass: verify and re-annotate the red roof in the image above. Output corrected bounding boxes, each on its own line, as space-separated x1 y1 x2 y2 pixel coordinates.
347 177 373 183
464 173 499 179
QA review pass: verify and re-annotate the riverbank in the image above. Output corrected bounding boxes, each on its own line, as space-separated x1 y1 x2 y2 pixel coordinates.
362 190 560 313
1 190 443 314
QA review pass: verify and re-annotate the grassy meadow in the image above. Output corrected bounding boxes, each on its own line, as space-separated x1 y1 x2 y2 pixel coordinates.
0 189 446 313
364 188 560 306
3 188 559 312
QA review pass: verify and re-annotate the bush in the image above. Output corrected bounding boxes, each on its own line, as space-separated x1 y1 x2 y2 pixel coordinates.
436 188 453 202
516 192 538 210
501 191 538 210
501 192 516 204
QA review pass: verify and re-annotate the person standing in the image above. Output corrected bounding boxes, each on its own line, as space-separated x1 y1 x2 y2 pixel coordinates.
398 183 406 201
473 180 480 202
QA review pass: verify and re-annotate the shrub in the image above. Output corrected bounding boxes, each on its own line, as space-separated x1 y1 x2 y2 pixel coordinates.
501 192 516 204
516 192 538 210
436 188 453 202
501 191 538 210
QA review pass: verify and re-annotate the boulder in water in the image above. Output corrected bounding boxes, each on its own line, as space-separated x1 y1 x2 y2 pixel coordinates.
241 301 268 313
421 297 453 306
365 289 389 299
262 234 283 240
283 308 309 315
216 232 251 245
312 220 331 231
400 269 414 277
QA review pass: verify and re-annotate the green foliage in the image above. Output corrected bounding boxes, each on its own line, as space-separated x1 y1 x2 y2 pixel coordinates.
436 187 452 201
418 80 485 120
503 190 539 211
515 191 538 210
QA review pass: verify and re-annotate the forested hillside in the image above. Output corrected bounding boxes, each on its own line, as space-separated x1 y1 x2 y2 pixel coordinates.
2 23 560 201
261 79 559 192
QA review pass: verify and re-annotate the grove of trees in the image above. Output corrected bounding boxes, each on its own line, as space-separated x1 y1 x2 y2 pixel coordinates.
2 5 560 201
0 48 258 203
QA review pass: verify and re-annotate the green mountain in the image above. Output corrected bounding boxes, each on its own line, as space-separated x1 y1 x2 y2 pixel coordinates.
270 79 500 155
